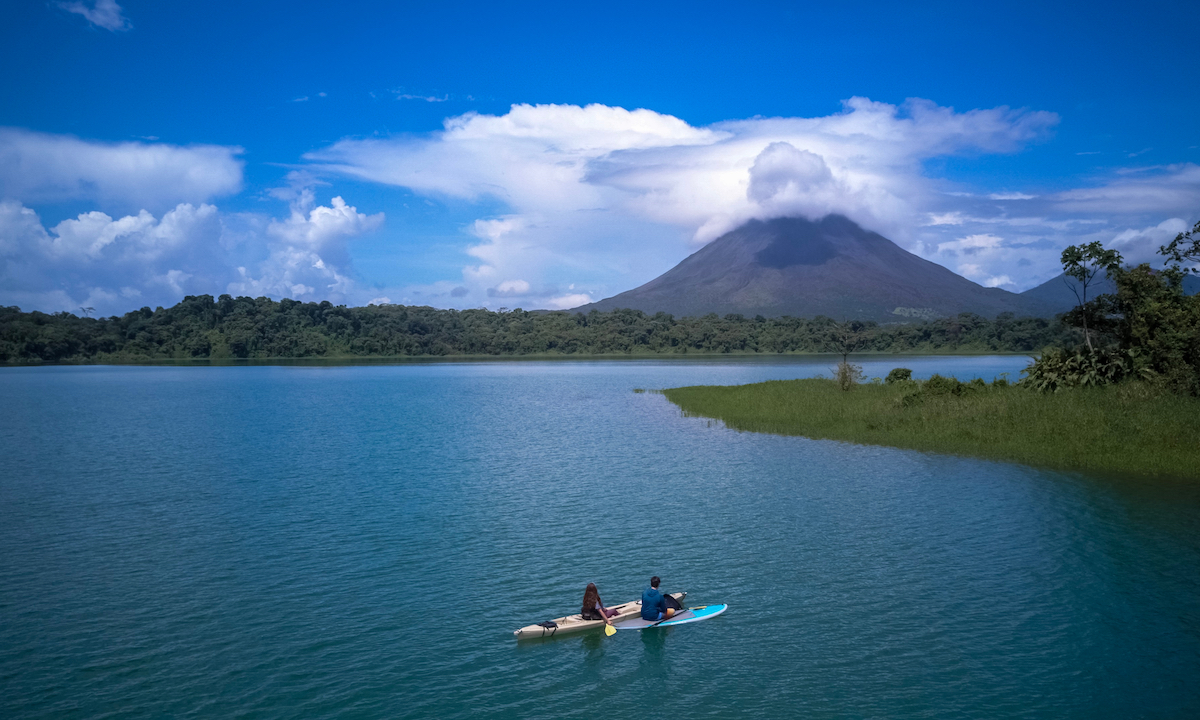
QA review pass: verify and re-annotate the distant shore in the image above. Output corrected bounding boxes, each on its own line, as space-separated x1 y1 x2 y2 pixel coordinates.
662 378 1200 479
0 350 1041 367
1 296 1075 365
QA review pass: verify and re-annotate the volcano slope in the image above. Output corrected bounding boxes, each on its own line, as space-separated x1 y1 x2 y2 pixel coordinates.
579 215 1051 321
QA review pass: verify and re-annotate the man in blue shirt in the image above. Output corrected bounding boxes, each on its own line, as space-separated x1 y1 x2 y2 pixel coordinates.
641 576 674 621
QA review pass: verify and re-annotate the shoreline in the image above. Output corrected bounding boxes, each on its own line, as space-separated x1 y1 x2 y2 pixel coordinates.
661 378 1200 479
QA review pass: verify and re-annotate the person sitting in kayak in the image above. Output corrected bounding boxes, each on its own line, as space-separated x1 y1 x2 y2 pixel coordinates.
641 576 675 621
581 583 619 624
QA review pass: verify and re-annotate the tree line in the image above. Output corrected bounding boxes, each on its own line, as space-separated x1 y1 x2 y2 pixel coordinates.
0 295 1076 364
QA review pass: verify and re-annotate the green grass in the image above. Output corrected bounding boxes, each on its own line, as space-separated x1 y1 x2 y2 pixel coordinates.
662 379 1200 478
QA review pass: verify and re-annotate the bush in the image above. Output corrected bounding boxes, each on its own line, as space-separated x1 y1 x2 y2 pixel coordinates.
1020 347 1131 393
834 361 864 391
885 368 913 384
898 373 982 406
923 373 972 396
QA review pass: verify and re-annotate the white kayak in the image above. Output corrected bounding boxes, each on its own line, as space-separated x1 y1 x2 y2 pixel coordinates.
513 592 687 640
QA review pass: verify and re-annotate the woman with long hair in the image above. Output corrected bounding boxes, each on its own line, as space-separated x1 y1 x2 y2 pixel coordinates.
581 583 619 624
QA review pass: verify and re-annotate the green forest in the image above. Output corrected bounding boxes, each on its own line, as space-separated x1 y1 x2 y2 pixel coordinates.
0 295 1076 363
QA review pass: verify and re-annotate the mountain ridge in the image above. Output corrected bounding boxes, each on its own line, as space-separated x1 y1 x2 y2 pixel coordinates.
576 215 1054 321
1020 272 1200 313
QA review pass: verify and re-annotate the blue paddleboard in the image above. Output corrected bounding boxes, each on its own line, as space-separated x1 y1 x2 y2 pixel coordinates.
614 604 728 630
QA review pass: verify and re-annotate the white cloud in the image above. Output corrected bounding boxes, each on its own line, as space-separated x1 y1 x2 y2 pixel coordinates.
546 293 592 309
268 194 383 251
1 200 222 266
0 201 50 256
0 128 243 211
1 200 225 314
0 189 384 315
56 0 130 32
487 279 531 298
158 269 193 296
8 99 1196 314
232 191 382 301
1107 217 1189 264
306 98 1064 304
45 209 156 259
925 212 967 226
396 93 449 102
937 233 1005 255
745 142 843 220
1050 164 1200 215
226 245 355 301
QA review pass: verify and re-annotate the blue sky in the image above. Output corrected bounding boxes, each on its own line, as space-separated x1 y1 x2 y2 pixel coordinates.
2 0 1198 315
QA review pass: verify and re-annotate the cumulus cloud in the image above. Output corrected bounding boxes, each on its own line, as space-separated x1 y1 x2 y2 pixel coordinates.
56 0 131 31
228 191 383 302
8 99 1196 314
0 200 224 314
268 193 383 253
747 143 834 199
0 190 384 315
305 98 1072 304
0 128 243 211
0 201 50 257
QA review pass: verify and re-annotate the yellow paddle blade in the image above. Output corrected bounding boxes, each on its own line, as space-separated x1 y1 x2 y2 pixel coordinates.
604 623 616 636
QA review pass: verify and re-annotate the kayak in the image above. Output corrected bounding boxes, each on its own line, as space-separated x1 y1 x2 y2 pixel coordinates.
614 603 728 630
513 592 687 640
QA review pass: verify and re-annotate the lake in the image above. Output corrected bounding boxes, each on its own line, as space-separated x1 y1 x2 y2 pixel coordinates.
2 357 1198 718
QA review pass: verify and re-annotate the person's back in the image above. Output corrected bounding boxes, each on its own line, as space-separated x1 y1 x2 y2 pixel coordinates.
641 576 669 621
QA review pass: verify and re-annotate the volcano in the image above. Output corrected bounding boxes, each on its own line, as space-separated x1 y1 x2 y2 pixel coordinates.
576 215 1052 321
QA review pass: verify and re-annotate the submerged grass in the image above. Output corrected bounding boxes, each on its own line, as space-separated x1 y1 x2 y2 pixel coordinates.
661 379 1200 478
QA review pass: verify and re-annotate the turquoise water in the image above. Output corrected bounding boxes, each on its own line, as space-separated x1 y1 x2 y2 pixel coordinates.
2 357 1198 719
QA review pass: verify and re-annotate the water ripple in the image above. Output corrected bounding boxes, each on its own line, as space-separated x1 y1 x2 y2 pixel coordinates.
2 360 1199 718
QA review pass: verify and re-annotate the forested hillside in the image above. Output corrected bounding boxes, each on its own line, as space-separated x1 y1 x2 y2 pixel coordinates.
0 294 1075 363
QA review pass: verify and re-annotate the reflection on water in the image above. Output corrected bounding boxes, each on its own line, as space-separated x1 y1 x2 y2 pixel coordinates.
640 628 669 669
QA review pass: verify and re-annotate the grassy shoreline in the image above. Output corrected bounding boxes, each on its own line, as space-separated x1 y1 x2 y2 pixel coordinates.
662 379 1200 479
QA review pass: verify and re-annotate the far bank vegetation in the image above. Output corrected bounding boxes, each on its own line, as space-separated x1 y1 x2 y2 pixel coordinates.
2 301 1074 364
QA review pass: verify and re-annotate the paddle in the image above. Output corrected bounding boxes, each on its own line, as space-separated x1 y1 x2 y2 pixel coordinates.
646 606 699 629
604 623 616 636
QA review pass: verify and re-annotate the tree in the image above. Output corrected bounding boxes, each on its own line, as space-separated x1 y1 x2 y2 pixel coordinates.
1060 241 1122 351
826 319 866 390
1029 230 1200 395
1160 219 1200 271
826 319 867 365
